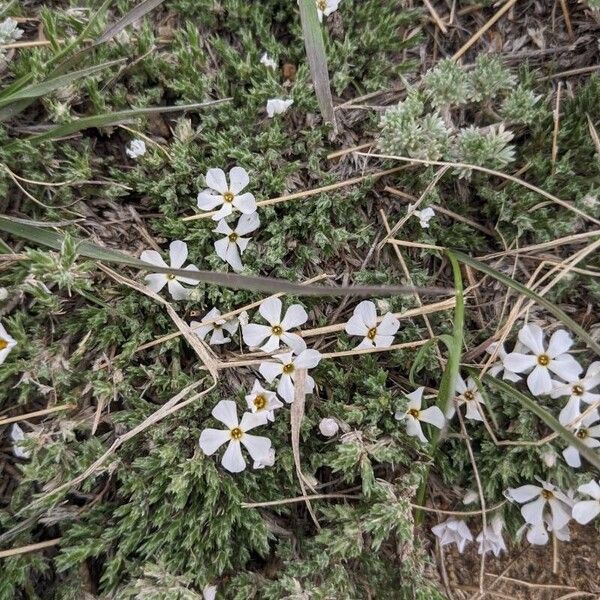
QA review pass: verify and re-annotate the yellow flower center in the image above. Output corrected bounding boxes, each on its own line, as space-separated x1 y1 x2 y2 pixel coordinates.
316 0 327 10
572 384 585 396
283 363 294 374
228 232 239 243
271 325 283 336
167 274 176 280
254 394 267 410
408 408 420 419
230 427 243 441
223 191 234 203
541 489 554 500
0 338 7 351
577 428 588 439
464 390 475 401
537 354 550 367
367 327 377 340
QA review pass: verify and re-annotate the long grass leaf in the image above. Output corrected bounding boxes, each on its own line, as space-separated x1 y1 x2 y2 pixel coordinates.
297 0 337 130
0 217 450 297
452 250 600 356
96 0 166 44
485 376 600 471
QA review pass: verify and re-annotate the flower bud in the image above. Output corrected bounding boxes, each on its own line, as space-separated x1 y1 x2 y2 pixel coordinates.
319 418 339 437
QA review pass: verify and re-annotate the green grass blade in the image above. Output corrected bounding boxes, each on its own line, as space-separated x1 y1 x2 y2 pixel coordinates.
96 0 166 44
485 375 600 471
297 0 337 130
452 250 600 356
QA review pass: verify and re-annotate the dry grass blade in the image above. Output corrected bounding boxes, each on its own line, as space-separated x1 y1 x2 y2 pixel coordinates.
588 115 600 156
298 0 336 130
96 0 166 44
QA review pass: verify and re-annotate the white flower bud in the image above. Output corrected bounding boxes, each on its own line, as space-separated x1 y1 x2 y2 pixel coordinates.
319 418 339 437
542 450 557 468
0 287 7 300
463 490 479 505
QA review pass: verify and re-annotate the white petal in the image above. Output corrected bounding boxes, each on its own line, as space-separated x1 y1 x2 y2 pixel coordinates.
579 480 600 500
344 314 369 336
214 219 233 235
294 349 321 369
507 484 541 503
405 388 424 409
464 401 484 422
205 168 228 193
259 361 283 383
419 406 445 429
562 445 581 468
221 440 246 473
572 500 600 524
280 332 307 354
527 366 553 396
503 352 537 374
169 240 188 268
355 337 374 349
527 524 549 545
521 496 546 525
277 374 296 403
225 243 243 272
144 273 167 293
214 237 231 263
281 304 308 330
547 329 573 358
140 250 167 268
377 313 400 336
197 190 223 211
240 411 268 432
199 428 230 456
228 166 250 194
211 399 239 428
373 334 395 348
518 324 545 355
260 335 283 353
235 212 260 235
242 325 269 349
167 279 189 300
406 417 427 443
548 355 583 381
211 203 234 221
559 397 581 426
232 192 257 214
548 498 571 530
241 434 272 462
190 320 212 340
354 301 377 329
259 297 282 325
209 328 229 345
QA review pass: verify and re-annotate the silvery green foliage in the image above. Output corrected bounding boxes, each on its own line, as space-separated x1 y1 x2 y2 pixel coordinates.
0 17 22 57
378 91 450 160
501 85 543 125
423 58 474 107
471 55 516 100
586 0 600 9
453 125 515 178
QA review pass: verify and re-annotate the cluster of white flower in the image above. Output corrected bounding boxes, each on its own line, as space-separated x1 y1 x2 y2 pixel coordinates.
432 515 506 557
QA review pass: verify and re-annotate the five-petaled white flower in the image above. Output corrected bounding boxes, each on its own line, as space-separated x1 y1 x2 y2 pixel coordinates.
199 400 272 473
486 341 521 382
140 241 199 300
452 375 485 422
197 167 257 221
395 387 445 443
558 402 600 469
431 519 473 553
245 379 283 423
126 139 146 159
10 424 31 459
243 297 308 354
213 212 260 272
266 98 293 117
190 307 239 346
259 350 321 404
344 300 400 349
319 418 339 437
476 515 506 557
408 203 435 228
572 480 600 525
506 480 571 531
503 324 582 396
0 321 17 365
260 52 277 69
315 0 341 22
551 361 600 417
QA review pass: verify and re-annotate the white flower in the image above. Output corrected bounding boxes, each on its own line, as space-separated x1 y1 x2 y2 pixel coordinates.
197 167 257 221
190 307 239 345
258 350 321 404
140 241 199 300
344 300 400 349
253 447 276 470
199 400 271 473
572 480 600 525
203 584 217 600
395 387 445 443
245 380 283 422
506 480 571 531
266 98 293 117
0 18 23 45
242 297 308 354
315 0 341 22
260 52 277 69
319 418 339 437
407 203 435 228
486 341 521 382
213 212 260 272
452 375 484 422
476 515 506 557
0 321 17 365
431 519 473 553
10 424 31 459
551 361 600 413
558 403 600 469
126 139 146 159
503 324 582 396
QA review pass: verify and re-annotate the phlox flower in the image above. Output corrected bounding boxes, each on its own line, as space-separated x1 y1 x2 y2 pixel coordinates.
0 321 17 365
259 350 321 404
213 212 260 272
395 387 445 443
10 424 31 459
126 139 146 159
558 402 600 469
245 380 283 423
407 203 435 228
242 297 307 353
572 480 600 525
197 167 257 221
431 519 473 553
551 361 600 416
190 307 239 346
344 300 400 349
506 480 571 531
199 400 271 473
260 52 277 69
476 515 506 557
140 241 199 300
486 341 521 382
452 375 485 421
266 98 293 117
503 324 582 396
315 0 341 22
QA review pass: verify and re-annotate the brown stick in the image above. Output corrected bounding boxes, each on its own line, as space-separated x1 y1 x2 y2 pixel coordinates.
0 404 76 426
0 538 61 559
